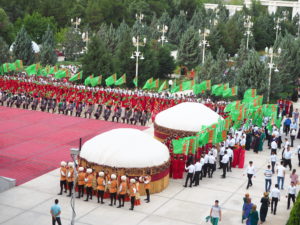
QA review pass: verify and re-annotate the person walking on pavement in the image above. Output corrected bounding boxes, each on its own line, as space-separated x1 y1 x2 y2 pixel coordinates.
277 161 286 190
209 200 222 225
270 152 277 174
283 145 292 171
264 165 272 192
184 162 195 187
244 161 256 189
193 159 202 186
270 184 280 215
221 151 229 178
50 199 62 225
259 192 270 224
286 181 297 210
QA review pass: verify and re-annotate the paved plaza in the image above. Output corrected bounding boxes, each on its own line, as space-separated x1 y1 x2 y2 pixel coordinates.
0 124 298 225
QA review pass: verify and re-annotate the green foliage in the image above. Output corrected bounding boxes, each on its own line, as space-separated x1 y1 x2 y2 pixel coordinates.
13 26 35 65
62 27 85 61
168 10 187 45
0 8 14 44
0 37 10 64
157 46 176 78
253 14 275 51
14 12 57 44
40 25 57 66
286 192 300 225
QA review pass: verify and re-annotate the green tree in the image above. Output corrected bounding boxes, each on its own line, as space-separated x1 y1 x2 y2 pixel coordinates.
14 12 57 44
159 11 171 28
97 23 118 54
13 26 35 65
0 37 10 64
173 0 199 20
189 6 206 31
0 8 14 44
40 25 57 66
195 52 218 83
157 46 175 78
62 27 85 61
82 35 114 80
177 26 201 69
168 10 187 45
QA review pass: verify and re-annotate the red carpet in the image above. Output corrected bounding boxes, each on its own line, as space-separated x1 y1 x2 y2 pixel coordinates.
0 107 147 185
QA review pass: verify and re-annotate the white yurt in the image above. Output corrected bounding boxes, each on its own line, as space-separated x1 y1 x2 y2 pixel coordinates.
10 41 40 53
79 128 170 194
154 102 223 142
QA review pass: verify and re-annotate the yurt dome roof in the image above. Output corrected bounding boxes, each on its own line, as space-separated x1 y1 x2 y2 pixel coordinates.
80 128 170 168
155 102 223 132
10 41 40 53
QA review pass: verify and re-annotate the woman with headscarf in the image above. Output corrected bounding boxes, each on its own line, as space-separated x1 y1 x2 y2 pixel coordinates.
247 204 259 225
259 192 270 223
243 197 253 224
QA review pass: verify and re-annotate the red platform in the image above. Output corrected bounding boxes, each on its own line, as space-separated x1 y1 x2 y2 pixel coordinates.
0 107 147 185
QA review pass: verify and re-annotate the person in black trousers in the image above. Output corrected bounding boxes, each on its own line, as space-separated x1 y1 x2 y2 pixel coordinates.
184 163 195 187
221 151 229 178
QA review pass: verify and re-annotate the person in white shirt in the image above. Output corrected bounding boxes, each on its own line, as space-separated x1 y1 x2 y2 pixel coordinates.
218 143 225 169
229 136 235 148
271 139 278 154
277 161 286 190
244 161 256 189
226 148 233 172
193 160 202 186
210 200 222 224
270 184 280 215
290 129 297 147
264 165 273 192
270 152 277 174
203 153 209 178
208 153 216 178
221 151 229 178
286 181 297 209
184 163 195 188
283 145 292 171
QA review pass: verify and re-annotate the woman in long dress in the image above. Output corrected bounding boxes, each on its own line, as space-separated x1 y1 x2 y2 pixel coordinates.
245 131 252 151
247 204 259 225
259 192 270 223
243 198 253 224
258 131 266 151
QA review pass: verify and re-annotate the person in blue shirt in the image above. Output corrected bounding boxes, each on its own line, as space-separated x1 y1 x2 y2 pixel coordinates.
284 117 291 136
50 199 62 225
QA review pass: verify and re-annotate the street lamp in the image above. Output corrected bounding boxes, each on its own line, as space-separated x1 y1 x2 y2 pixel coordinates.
71 17 81 31
70 147 80 225
244 16 253 50
131 36 146 88
157 24 168 46
136 13 144 24
199 28 210 64
265 46 281 103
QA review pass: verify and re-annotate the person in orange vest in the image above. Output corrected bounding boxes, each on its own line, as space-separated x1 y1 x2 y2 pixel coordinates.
143 173 151 203
76 167 85 199
97 171 106 204
66 162 75 197
109 174 117 206
117 175 127 208
58 161 67 195
84 168 94 201
129 178 137 210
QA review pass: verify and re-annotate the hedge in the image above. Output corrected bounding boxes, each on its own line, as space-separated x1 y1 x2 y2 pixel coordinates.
286 192 300 225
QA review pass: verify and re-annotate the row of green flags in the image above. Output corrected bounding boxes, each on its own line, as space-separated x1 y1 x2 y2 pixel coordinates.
82 73 126 87
172 88 279 155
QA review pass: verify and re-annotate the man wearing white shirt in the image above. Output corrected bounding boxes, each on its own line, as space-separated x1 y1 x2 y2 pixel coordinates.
244 161 255 189
226 147 233 172
286 181 297 209
264 165 273 192
208 153 216 178
193 160 202 186
277 161 286 190
283 146 292 171
229 136 235 148
221 151 229 178
270 184 280 215
218 143 225 169
271 139 278 154
270 152 277 174
184 163 195 188
203 153 209 178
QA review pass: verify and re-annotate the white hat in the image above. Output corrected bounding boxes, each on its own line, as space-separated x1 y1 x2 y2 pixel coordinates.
99 171 104 177
68 162 74 167
78 167 84 172
61 161 66 167
111 174 117 179
86 168 92 173
130 178 136 183
139 176 144 182
121 175 126 181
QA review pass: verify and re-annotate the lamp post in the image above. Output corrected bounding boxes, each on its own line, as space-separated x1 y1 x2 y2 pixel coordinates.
136 13 144 24
274 17 282 41
157 24 168 46
71 17 81 31
265 46 281 103
199 28 210 64
70 148 80 225
244 16 253 50
131 36 146 88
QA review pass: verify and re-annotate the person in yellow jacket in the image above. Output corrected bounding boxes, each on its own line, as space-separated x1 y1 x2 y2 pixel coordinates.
84 168 94 201
109 174 117 206
76 167 85 199
144 173 151 203
117 175 127 208
58 161 67 195
129 178 137 210
97 171 106 204
67 162 74 197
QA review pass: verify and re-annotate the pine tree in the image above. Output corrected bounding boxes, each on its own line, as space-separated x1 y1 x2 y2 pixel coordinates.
157 46 175 78
195 52 218 83
98 23 118 54
116 20 130 43
189 6 206 30
0 37 9 65
149 13 160 40
159 11 171 28
177 26 201 69
13 26 35 65
81 35 114 80
168 10 187 45
40 25 57 66
63 27 85 61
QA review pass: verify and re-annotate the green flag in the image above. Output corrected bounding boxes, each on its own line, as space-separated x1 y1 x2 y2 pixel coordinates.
193 80 211 95
172 139 189 155
49 66 58 74
84 75 94 86
105 73 117 86
69 71 83 82
54 70 67 79
25 64 40 76
90 75 102 87
158 81 167 92
14 60 23 70
151 78 159 89
115 74 126 86
133 76 138 87
243 89 256 100
223 86 238 97
143 77 153 90
212 84 223 96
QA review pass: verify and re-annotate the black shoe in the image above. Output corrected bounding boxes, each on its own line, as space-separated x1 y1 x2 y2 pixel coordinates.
183 185 187 187
64 190 67 193
109 204 113 206
76 196 80 199
129 208 133 210
67 194 71 197
101 202 104 204
84 199 88 201
58 193 62 195
146 200 150 203
117 205 121 208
